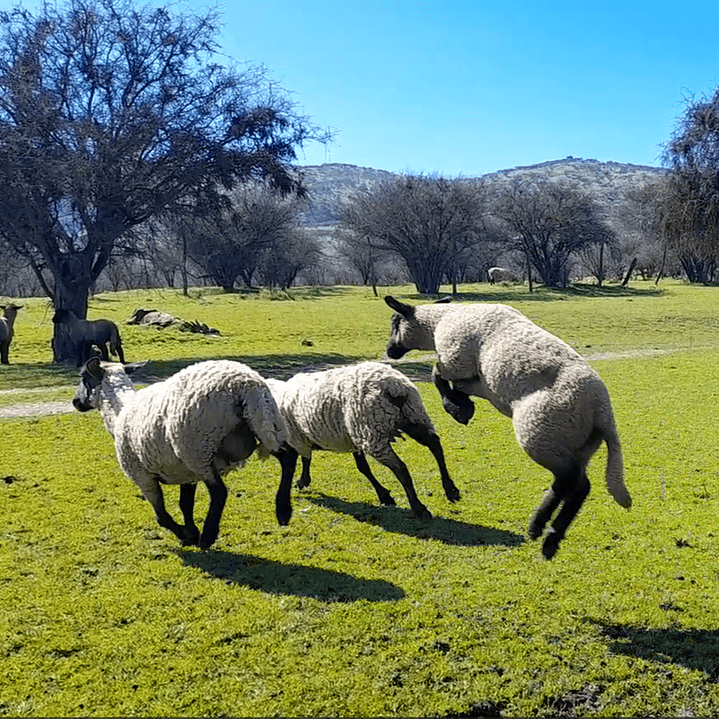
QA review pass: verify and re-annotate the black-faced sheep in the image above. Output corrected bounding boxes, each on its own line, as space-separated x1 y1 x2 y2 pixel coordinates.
264 361 460 520
72 358 297 548
384 295 631 559
53 309 125 366
0 304 21 364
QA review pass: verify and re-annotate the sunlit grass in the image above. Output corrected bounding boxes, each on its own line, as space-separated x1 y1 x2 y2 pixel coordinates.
2 280 719 716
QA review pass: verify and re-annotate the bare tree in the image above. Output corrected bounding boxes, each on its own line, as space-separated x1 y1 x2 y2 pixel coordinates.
0 0 327 359
186 181 304 291
661 87 719 283
333 227 397 296
340 174 486 295
258 228 322 290
493 178 614 289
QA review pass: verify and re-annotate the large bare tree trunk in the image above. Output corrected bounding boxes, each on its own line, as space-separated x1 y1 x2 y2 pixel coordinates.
50 257 94 363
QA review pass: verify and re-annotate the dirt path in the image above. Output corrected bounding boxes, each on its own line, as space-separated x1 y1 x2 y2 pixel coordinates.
0 346 683 420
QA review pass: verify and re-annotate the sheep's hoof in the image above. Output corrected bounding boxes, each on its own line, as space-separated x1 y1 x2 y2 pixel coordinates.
378 493 396 506
445 485 461 503
198 532 218 550
180 526 200 547
411 505 433 521
541 530 561 560
528 517 544 540
276 505 292 526
296 479 310 490
442 397 474 425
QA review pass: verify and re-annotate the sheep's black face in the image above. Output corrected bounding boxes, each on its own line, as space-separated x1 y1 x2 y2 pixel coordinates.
386 313 409 359
73 370 102 412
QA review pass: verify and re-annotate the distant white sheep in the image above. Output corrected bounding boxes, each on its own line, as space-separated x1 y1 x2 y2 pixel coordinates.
72 358 297 548
0 304 21 364
264 361 460 519
487 267 519 284
384 296 631 559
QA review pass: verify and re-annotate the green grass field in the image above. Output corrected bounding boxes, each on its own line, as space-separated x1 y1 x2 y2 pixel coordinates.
2 280 719 717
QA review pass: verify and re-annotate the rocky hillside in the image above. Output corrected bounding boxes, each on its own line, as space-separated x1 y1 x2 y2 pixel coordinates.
298 157 668 233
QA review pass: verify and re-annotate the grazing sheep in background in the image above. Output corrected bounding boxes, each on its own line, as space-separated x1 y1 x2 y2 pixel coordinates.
487 267 518 285
263 361 460 520
0 304 21 364
72 358 297 548
53 308 125 366
384 295 631 559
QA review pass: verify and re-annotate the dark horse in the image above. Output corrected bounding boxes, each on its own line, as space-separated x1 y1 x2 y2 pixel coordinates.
53 309 125 366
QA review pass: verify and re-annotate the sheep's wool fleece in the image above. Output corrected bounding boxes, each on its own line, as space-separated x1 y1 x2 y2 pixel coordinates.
113 360 288 486
427 303 620 473
268 362 434 457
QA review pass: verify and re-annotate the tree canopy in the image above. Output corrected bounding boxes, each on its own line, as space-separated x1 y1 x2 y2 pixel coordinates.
662 88 719 282
493 178 614 288
0 0 327 359
340 174 485 295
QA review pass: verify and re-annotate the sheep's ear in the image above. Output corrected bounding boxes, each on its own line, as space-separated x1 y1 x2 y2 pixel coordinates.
123 361 147 376
434 296 452 304
384 295 413 318
84 357 104 380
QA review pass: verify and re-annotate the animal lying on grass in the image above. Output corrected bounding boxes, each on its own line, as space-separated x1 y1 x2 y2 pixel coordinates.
72 358 297 548
0 303 21 364
384 295 631 559
263 361 459 520
53 309 125 366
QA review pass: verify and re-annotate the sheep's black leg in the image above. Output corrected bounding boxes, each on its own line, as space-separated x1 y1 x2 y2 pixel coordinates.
144 479 188 544
432 365 474 425
528 486 563 541
402 423 460 502
274 446 298 526
178 483 200 546
98 342 110 361
296 455 312 489
542 470 591 560
353 452 396 506
115 341 125 364
198 466 228 549
372 447 432 520
528 464 583 541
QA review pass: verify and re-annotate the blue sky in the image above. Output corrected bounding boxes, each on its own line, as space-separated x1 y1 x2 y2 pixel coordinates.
215 0 719 175
13 0 719 175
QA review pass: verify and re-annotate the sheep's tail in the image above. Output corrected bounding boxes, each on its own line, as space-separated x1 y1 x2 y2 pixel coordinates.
241 382 289 458
383 373 435 429
596 394 631 509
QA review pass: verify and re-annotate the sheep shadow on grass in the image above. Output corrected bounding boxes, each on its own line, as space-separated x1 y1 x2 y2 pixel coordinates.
588 619 719 679
305 492 524 548
176 548 405 603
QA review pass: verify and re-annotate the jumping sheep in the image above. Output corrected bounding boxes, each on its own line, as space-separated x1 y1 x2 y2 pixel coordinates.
487 267 518 285
263 361 460 520
0 304 21 364
53 308 125 366
384 295 631 559
72 358 297 548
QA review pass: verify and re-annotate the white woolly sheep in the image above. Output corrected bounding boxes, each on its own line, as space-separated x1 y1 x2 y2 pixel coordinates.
0 304 21 364
384 296 631 559
53 308 125 366
72 358 297 548
487 267 519 285
264 361 460 520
